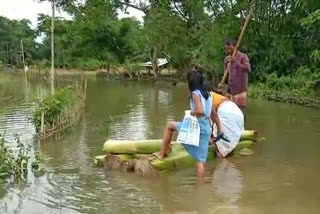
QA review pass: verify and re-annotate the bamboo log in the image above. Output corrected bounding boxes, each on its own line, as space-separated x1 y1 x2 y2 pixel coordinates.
151 147 216 171
103 139 163 154
94 155 106 167
239 148 254 156
234 140 254 151
240 130 258 141
96 140 255 176
103 130 258 154
151 140 254 172
97 143 183 165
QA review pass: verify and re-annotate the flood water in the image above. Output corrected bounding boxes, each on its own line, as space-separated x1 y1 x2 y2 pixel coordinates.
0 72 320 214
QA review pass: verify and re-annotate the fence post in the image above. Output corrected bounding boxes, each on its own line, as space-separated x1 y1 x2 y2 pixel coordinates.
40 111 45 134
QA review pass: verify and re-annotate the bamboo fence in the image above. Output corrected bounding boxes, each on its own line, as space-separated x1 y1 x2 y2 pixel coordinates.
39 77 87 140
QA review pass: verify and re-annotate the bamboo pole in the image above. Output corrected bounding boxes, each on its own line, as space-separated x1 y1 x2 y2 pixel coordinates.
51 0 55 94
40 111 45 133
83 77 87 106
20 40 26 75
6 44 9 63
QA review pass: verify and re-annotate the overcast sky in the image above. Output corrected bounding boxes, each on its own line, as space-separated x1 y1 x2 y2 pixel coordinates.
0 0 144 28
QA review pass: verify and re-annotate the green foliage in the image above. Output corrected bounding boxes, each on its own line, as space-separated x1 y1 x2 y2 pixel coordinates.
311 50 320 63
249 67 320 106
37 0 78 12
0 16 37 66
301 9 320 26
1 0 320 98
32 86 75 132
72 58 105 70
0 134 30 181
39 59 51 68
125 62 141 73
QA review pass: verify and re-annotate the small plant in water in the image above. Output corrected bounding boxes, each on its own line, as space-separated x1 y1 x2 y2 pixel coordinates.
0 134 43 182
93 114 115 134
12 134 30 180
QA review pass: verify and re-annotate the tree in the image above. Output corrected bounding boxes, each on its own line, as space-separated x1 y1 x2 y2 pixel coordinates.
1 0 320 86
0 17 37 66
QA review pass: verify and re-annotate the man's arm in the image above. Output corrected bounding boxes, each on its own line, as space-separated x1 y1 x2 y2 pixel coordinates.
211 107 222 133
238 54 251 72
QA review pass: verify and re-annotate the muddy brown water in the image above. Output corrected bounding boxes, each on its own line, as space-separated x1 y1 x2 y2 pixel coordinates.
0 72 320 214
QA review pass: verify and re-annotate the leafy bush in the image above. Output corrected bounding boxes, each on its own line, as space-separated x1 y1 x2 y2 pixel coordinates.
0 135 29 180
249 67 320 106
38 59 51 68
125 62 141 73
72 58 104 71
32 86 76 132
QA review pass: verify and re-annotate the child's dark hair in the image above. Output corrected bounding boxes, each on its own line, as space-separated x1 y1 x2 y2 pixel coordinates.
187 67 210 100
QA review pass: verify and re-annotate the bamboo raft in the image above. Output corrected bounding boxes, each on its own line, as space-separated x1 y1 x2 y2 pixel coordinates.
95 130 261 176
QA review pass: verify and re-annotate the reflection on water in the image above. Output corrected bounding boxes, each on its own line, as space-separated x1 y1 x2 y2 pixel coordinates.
0 73 320 213
111 103 149 140
0 104 35 142
212 160 243 213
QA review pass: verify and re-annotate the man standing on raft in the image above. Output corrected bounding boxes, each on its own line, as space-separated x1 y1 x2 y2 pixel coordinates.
219 39 251 109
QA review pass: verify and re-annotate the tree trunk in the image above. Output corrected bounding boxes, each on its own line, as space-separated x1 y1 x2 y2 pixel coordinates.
123 63 133 79
152 46 159 78
106 63 110 73
6 44 9 64
20 40 26 69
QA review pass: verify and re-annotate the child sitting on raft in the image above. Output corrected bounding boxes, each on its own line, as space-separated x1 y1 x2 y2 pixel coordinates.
153 67 223 180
